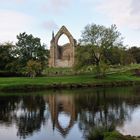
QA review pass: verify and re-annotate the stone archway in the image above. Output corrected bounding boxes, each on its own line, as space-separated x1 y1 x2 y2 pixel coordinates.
49 26 77 67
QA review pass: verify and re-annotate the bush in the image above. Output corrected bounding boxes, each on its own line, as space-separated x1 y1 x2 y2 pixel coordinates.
26 60 42 77
87 127 106 140
88 129 135 140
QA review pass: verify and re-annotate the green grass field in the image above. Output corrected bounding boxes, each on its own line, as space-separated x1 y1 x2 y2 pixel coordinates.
0 64 140 91
0 69 140 92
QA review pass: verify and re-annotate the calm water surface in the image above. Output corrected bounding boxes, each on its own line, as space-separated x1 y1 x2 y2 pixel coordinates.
0 86 140 140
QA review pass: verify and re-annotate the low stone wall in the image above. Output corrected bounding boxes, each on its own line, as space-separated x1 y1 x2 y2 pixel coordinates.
55 59 72 67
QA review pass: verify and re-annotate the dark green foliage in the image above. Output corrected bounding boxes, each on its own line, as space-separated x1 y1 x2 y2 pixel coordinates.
103 46 122 65
88 129 135 140
128 46 140 63
0 43 16 71
75 45 95 70
16 32 49 71
0 33 49 76
87 127 105 140
0 71 24 77
104 47 135 65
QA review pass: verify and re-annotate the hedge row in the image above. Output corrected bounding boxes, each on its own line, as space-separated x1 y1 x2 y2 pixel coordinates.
0 71 25 77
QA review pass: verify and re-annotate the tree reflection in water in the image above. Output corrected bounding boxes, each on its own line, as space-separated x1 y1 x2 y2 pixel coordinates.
16 96 46 139
0 96 46 139
0 96 20 125
75 89 134 138
0 87 140 139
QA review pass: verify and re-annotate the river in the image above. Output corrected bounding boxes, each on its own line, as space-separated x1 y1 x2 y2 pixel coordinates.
0 86 140 140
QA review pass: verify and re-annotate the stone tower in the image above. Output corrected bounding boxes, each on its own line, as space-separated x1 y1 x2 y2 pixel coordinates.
49 26 77 67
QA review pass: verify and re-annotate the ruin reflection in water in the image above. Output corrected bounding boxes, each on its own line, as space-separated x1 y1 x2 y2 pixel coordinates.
0 86 140 140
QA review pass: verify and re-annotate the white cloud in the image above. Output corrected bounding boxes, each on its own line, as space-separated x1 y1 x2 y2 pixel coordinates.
0 10 33 43
97 0 140 30
42 20 59 31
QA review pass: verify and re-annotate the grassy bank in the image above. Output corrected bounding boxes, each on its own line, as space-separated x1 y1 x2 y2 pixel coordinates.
88 130 138 140
0 70 140 92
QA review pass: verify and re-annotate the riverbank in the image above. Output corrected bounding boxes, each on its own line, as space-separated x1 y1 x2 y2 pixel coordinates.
1 71 140 92
88 130 140 140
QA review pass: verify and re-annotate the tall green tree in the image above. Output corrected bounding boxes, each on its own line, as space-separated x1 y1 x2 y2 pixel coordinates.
79 24 123 77
16 32 49 74
0 42 16 71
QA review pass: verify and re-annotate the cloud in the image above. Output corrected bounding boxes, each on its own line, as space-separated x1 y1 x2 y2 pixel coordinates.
0 10 33 43
42 20 59 31
42 0 71 13
97 0 140 30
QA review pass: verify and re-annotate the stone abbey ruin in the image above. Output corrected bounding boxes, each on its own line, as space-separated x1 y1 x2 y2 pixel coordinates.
49 26 77 68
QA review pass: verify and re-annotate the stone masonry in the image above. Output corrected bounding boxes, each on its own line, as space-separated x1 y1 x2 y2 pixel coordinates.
49 26 77 68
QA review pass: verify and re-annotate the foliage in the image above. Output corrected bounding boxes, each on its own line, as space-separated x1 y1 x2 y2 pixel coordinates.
104 46 135 66
120 48 135 65
75 45 95 70
1 66 140 92
87 129 135 140
0 33 49 76
78 23 123 77
26 60 42 77
128 46 140 63
0 26 140 78
100 61 109 77
16 32 49 71
0 42 17 71
87 125 135 140
87 127 105 140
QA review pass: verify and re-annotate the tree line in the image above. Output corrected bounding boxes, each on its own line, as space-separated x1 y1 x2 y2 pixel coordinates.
75 23 140 77
0 32 49 77
0 23 140 77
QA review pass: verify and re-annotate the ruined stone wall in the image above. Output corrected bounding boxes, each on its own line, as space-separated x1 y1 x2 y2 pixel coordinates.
49 26 77 68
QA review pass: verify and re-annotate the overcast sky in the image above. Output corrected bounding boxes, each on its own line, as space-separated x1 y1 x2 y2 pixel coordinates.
0 0 140 47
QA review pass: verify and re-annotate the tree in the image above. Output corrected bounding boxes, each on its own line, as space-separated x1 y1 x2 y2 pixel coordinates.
128 46 140 63
0 42 16 71
103 46 135 65
120 47 135 65
103 46 122 65
26 60 42 77
75 45 96 70
16 32 49 73
79 23 123 77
